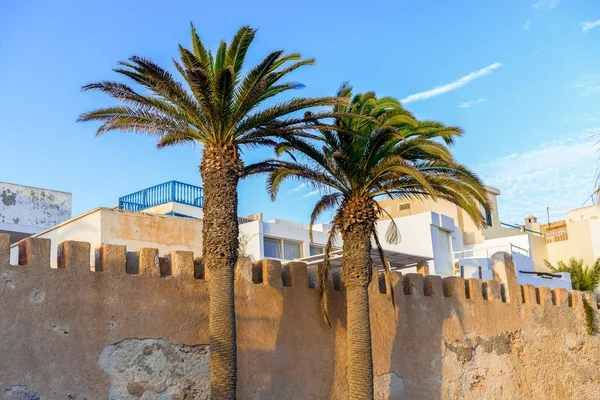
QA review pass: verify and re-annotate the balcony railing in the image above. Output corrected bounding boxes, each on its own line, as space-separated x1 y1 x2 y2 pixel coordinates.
545 228 568 243
118 181 203 211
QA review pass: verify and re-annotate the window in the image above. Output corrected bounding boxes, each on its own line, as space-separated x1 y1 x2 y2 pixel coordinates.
264 238 281 259
283 240 302 260
264 237 303 260
438 229 451 252
309 245 325 256
484 206 493 227
398 203 410 211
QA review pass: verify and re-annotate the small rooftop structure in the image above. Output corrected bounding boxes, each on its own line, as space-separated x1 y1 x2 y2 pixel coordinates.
118 181 203 212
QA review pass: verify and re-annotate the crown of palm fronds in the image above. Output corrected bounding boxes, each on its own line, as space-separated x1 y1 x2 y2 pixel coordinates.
246 83 491 324
78 24 345 151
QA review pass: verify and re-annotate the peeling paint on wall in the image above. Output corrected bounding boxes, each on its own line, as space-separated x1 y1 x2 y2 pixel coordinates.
0 182 71 228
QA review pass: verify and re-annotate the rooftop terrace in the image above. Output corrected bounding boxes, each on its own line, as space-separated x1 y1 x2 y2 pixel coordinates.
118 181 204 212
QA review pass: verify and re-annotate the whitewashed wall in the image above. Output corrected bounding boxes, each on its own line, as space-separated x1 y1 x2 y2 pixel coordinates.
0 182 71 229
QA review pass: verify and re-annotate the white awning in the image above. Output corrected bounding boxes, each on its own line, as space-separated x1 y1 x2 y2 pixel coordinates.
296 248 432 270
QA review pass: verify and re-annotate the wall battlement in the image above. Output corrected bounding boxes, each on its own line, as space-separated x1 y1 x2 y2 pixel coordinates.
3 234 598 313
0 232 599 399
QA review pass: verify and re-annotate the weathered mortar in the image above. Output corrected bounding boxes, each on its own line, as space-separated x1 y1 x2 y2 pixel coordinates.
0 234 599 399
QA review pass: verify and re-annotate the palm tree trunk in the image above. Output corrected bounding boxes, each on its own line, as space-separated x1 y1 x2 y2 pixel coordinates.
341 214 374 400
201 145 243 400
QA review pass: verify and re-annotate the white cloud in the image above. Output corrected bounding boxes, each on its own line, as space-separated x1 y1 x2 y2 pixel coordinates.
523 46 550 58
401 63 502 104
287 183 306 194
574 76 600 96
475 130 600 223
302 189 321 198
458 98 488 109
582 19 600 33
523 19 532 31
531 0 561 10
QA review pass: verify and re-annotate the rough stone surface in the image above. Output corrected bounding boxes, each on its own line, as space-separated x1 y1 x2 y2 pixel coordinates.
95 244 127 274
0 241 599 399
374 372 404 399
17 238 50 267
98 339 209 399
0 234 9 267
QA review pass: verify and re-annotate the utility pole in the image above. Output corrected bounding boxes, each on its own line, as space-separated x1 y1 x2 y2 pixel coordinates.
546 206 550 228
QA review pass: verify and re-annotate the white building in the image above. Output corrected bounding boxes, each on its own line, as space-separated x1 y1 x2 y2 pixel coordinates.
9 180 571 290
0 182 71 243
377 187 572 290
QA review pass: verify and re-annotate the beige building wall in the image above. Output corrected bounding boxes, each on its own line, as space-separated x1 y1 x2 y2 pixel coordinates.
529 234 550 271
9 208 203 268
546 218 596 266
378 186 517 246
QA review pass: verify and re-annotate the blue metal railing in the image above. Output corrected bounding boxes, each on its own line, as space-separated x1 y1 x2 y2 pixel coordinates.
118 181 204 211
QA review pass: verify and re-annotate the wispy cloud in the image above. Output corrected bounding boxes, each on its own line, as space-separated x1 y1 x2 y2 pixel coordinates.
458 98 488 109
401 63 502 104
523 19 532 31
523 46 550 58
531 0 561 10
475 129 600 223
574 75 600 96
302 189 321 198
582 19 600 33
287 183 306 194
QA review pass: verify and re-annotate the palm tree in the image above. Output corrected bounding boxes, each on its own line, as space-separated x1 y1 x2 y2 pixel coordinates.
78 25 343 399
544 258 600 291
247 84 490 399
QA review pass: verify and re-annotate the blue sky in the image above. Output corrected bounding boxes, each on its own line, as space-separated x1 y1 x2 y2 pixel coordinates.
1 0 599 225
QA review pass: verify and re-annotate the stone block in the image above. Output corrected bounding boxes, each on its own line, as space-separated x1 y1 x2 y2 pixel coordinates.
282 262 308 288
466 278 483 301
403 273 424 296
483 280 502 301
553 288 569 307
167 251 194 279
138 248 160 277
0 233 10 267
18 237 51 267
261 259 282 289
583 291 598 310
536 287 553 305
443 276 466 300
570 290 582 308
95 244 127 274
424 275 443 297
57 241 91 272
520 284 537 305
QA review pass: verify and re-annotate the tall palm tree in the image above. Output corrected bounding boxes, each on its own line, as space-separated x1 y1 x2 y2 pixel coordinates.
247 84 490 399
78 25 343 399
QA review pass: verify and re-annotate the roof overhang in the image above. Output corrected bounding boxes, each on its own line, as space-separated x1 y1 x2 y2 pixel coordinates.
296 248 432 270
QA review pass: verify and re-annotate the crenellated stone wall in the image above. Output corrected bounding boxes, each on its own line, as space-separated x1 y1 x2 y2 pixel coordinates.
0 233 599 399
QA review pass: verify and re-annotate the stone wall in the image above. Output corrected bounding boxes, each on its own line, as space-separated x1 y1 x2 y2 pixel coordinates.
0 233 599 399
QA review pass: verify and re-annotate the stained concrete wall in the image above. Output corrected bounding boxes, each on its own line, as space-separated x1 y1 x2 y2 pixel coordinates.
0 182 71 228
0 182 72 243
0 234 599 399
